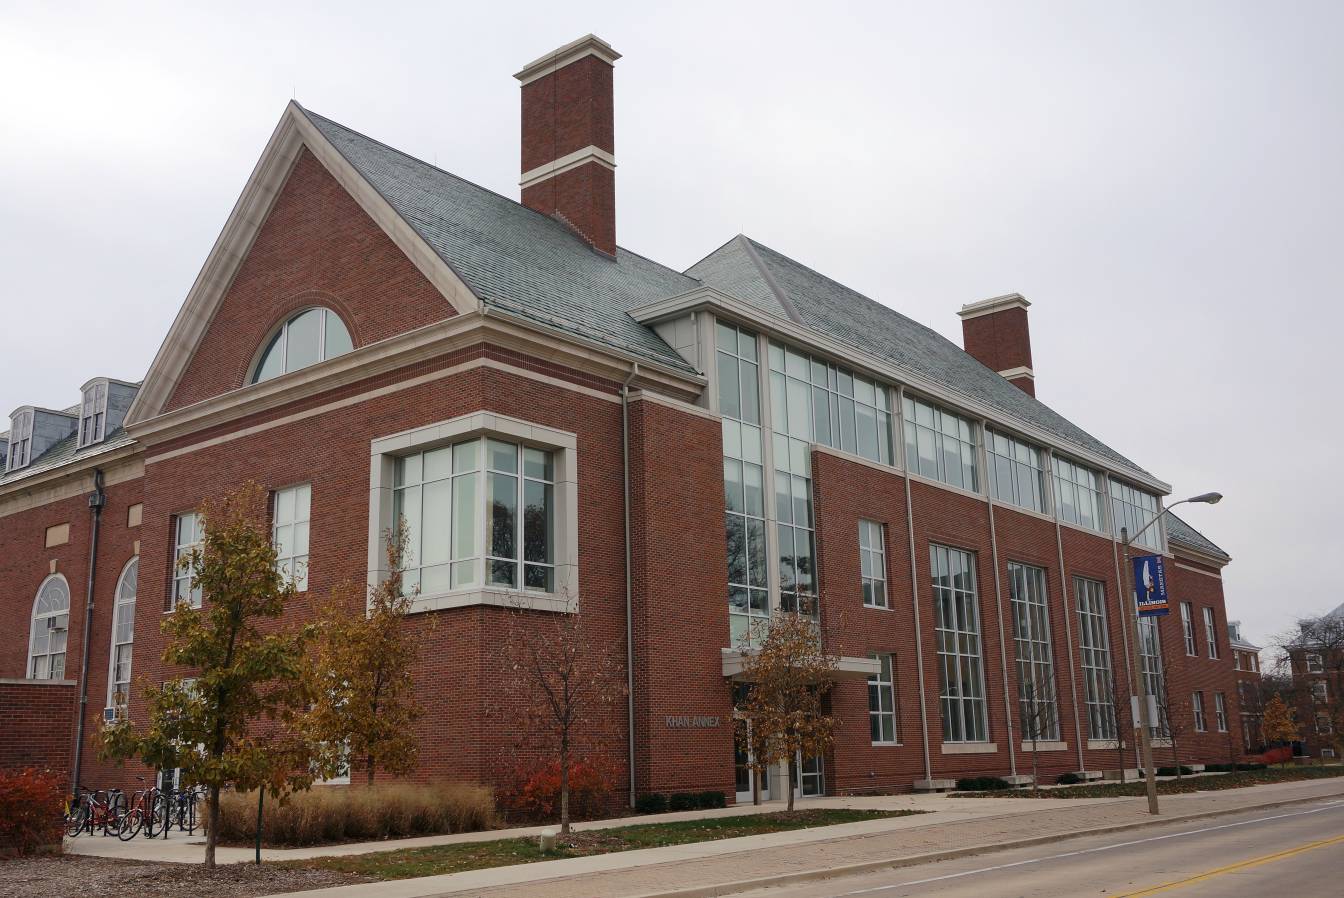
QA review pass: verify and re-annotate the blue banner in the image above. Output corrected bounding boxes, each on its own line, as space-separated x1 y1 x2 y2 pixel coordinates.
1133 554 1170 617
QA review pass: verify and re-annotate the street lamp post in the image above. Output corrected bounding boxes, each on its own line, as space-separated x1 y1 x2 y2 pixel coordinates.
1121 492 1222 816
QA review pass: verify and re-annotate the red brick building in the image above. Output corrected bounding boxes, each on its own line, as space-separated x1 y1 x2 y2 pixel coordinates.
1 35 1253 800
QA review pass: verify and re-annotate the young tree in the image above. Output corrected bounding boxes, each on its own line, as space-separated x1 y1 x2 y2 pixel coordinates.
1103 675 1131 783
1153 653 1187 779
1020 677 1058 793
305 523 423 786
102 483 314 867
736 608 838 812
1262 694 1300 765
500 595 626 835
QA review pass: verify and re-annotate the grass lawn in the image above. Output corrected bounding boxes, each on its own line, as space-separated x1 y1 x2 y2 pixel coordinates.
283 808 921 880
954 764 1344 799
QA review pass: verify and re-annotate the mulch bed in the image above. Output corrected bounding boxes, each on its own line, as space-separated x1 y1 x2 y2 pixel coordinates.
0 854 371 898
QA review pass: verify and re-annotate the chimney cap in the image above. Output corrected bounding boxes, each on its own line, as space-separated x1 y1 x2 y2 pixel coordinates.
514 34 622 85
957 292 1030 321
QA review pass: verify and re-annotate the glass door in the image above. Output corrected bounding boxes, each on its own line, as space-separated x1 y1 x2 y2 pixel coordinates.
735 719 768 803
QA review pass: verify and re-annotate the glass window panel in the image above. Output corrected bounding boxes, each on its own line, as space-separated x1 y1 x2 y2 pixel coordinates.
743 463 764 517
420 479 452 566
423 446 453 481
453 440 479 474
284 309 322 372
487 439 518 474
523 479 552 564
452 473 478 562
323 310 353 358
724 458 745 513
740 362 760 425
717 353 741 420
488 472 517 559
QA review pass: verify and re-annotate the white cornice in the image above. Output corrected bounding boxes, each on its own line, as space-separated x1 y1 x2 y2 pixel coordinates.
126 101 480 428
520 146 616 189
627 288 1171 494
998 366 1035 380
514 34 621 86
958 293 1031 321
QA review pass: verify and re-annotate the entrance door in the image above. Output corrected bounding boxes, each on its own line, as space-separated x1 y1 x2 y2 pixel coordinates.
734 719 768 803
794 753 825 798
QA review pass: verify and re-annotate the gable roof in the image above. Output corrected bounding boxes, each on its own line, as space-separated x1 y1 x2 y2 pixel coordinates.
688 236 1154 477
302 109 700 374
1164 510 1230 562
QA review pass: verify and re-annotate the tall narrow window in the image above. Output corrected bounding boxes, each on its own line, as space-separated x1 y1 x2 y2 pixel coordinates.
1009 562 1059 741
1307 653 1324 673
859 520 887 608
107 559 137 715
1052 457 1105 532
394 438 554 595
903 397 978 491
28 575 70 680
79 380 108 447
932 545 988 742
768 343 818 616
1180 602 1197 655
273 484 311 591
1075 576 1117 741
1203 607 1219 659
6 409 33 471
1110 481 1162 550
171 512 204 610
251 308 353 384
1192 692 1207 732
768 341 892 464
718 323 767 644
1138 616 1168 736
986 431 1047 513
868 653 897 744
1214 692 1228 733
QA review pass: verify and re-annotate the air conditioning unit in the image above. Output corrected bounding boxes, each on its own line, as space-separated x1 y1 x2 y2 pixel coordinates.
103 706 120 723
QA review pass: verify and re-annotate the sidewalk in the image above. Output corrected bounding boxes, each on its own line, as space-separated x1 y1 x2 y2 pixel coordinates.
256 777 1344 898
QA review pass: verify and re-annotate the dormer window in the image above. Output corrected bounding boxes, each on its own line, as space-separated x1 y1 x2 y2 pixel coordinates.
6 409 33 472
251 308 353 384
79 379 108 447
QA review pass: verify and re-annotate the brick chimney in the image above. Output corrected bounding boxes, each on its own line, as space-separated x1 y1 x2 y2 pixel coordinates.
515 35 620 256
958 293 1036 396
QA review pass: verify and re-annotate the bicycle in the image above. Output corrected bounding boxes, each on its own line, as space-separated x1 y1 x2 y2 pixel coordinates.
65 786 126 837
117 777 164 840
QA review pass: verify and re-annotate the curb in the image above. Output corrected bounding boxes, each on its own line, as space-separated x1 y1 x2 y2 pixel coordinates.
605 789 1344 898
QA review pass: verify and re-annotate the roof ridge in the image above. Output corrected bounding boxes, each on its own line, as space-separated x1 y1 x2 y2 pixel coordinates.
737 235 803 325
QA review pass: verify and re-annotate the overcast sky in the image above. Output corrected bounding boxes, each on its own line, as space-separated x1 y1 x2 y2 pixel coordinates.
2 1 1339 648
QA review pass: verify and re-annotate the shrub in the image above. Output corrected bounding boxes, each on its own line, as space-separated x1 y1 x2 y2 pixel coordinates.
1156 766 1194 776
496 758 617 823
0 768 64 856
212 781 496 847
1260 746 1294 766
635 793 668 814
1056 772 1082 785
698 790 727 809
668 792 698 811
955 776 1010 791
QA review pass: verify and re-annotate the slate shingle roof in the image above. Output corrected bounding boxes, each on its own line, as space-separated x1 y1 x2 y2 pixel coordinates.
689 236 1154 477
303 109 700 374
1164 510 1230 561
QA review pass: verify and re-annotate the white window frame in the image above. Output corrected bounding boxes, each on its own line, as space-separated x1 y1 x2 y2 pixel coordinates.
1051 456 1106 533
1138 616 1169 737
1110 480 1162 551
1312 681 1328 703
1203 607 1219 659
1180 602 1197 656
1192 691 1207 732
903 396 979 492
1214 692 1228 733
170 512 204 610
250 307 354 384
868 653 898 744
986 430 1047 514
932 544 989 743
859 520 887 609
369 411 577 614
106 558 138 715
78 379 109 448
28 574 71 680
6 409 33 471
1306 652 1324 673
1009 562 1059 742
272 484 311 591
1075 576 1117 741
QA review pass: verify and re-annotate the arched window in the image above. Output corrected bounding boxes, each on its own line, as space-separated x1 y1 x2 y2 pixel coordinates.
28 575 70 680
251 308 353 384
107 558 138 714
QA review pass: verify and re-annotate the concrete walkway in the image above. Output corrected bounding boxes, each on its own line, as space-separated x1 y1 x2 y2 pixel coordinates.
256 777 1344 898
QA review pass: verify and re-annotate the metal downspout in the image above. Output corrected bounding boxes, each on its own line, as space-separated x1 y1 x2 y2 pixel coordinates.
898 387 933 784
621 363 639 808
71 468 106 795
985 496 1018 778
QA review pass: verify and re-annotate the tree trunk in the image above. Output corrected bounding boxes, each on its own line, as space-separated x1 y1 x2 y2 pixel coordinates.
1117 740 1127 783
560 744 571 835
205 785 221 868
752 767 761 806
366 754 375 787
1032 737 1040 794
254 788 264 865
1171 734 1182 779
786 760 795 813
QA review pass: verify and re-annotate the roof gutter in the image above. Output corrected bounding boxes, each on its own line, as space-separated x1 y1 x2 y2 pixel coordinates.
71 468 106 796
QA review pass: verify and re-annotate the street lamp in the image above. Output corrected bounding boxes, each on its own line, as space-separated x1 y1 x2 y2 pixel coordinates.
1122 491 1223 815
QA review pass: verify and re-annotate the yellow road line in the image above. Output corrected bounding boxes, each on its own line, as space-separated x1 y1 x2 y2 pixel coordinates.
1114 832 1344 896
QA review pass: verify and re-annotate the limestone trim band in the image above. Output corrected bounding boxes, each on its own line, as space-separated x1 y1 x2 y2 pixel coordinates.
520 145 617 189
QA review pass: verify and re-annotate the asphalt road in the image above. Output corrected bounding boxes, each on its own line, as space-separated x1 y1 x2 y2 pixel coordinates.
731 797 1344 898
